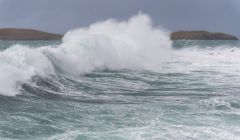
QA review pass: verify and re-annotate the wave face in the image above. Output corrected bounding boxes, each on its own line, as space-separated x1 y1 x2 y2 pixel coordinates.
1 14 240 139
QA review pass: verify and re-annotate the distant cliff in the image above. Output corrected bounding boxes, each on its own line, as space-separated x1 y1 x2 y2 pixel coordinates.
0 28 63 40
171 31 238 40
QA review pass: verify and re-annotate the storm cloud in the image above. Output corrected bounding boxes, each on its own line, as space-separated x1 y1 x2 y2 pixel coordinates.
0 0 239 36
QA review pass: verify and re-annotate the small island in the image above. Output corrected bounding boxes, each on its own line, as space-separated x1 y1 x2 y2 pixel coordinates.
0 28 63 40
171 31 238 40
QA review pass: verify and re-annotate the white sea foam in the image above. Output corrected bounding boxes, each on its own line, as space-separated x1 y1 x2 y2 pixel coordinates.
0 14 172 96
47 13 172 74
0 45 55 96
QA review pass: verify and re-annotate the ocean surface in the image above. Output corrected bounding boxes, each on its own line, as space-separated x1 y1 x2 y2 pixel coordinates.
1 15 240 140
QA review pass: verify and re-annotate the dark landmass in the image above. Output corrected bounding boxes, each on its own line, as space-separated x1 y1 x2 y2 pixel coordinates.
171 31 238 40
0 28 63 40
0 28 238 41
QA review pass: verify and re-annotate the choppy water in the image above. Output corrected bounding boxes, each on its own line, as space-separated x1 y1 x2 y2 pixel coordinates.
1 14 240 140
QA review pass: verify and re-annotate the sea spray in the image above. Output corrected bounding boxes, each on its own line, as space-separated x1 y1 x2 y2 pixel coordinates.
0 45 55 96
0 13 239 96
0 14 172 96
48 13 172 74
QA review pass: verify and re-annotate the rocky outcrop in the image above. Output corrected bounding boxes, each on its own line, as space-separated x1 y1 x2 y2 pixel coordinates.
0 28 63 40
171 31 238 40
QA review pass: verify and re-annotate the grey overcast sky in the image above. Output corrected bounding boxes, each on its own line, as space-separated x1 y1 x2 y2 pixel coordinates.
0 0 239 36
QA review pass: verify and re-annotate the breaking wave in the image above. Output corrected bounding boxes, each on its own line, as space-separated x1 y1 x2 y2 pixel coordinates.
0 13 239 96
0 13 171 96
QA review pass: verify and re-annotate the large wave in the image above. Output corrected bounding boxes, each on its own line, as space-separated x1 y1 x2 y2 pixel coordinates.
0 13 239 96
48 13 172 74
0 14 172 96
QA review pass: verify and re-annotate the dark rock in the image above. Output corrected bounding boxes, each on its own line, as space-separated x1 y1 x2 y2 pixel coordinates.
171 31 238 40
0 28 63 40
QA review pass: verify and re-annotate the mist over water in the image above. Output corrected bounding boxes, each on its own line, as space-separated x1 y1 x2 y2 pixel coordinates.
0 14 240 139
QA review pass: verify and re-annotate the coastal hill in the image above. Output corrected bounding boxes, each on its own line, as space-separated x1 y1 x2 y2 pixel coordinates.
171 31 238 40
0 28 63 40
0 28 238 41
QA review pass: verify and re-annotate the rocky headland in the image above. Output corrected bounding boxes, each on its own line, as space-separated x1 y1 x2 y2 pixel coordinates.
171 31 238 40
0 28 63 40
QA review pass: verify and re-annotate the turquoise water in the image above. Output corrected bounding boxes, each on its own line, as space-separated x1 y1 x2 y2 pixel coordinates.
0 40 240 140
